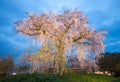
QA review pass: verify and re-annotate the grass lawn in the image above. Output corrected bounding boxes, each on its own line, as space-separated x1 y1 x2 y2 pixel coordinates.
0 73 120 82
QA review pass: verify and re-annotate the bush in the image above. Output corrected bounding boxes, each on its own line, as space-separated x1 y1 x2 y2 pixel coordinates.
0 73 61 82
1 73 120 82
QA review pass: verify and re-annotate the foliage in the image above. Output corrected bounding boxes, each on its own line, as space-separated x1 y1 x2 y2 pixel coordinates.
0 73 119 82
98 52 120 77
0 54 14 74
14 9 106 75
0 73 61 82
98 52 120 71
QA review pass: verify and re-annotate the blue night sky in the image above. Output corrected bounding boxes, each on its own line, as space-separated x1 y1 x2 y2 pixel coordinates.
0 0 120 57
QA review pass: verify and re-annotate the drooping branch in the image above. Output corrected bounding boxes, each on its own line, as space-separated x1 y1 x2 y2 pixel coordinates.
18 30 41 36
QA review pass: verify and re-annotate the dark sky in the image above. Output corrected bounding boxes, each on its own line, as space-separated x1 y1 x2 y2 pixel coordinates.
0 0 120 57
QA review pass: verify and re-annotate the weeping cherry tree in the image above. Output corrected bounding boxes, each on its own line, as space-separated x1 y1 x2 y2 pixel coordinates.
14 9 106 75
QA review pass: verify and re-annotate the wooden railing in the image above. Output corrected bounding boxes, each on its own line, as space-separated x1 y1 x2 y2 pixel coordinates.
67 68 87 73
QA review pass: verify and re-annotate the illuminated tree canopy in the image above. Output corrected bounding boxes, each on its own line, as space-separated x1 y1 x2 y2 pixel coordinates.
15 9 106 75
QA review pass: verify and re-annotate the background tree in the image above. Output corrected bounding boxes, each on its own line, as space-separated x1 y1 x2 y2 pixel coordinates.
15 9 106 75
15 53 30 73
98 52 120 76
15 64 29 73
68 55 80 68
98 52 120 71
0 54 14 74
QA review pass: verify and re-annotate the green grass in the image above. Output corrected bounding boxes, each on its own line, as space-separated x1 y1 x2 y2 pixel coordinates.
0 73 120 82
60 73 119 82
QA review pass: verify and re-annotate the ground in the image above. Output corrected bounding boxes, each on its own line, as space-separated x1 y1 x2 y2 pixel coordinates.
0 73 120 82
